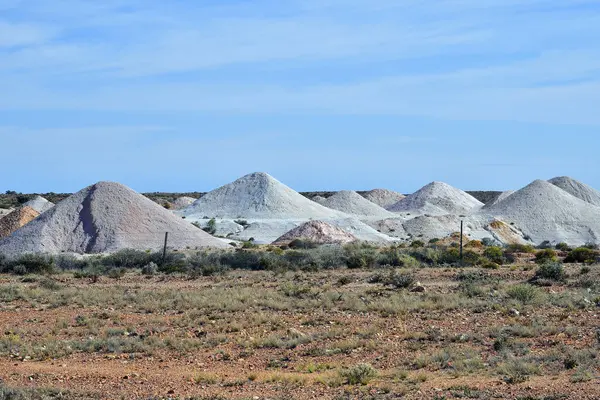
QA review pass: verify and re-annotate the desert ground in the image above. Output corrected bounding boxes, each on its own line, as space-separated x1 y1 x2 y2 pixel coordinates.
1 243 599 400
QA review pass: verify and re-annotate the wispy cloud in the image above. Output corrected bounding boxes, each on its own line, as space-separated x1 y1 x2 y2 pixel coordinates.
0 0 599 125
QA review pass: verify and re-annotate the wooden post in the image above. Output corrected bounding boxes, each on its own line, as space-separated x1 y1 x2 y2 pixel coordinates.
460 221 464 266
162 232 169 265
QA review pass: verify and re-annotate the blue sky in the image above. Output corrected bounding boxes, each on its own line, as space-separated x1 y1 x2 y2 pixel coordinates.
1 0 599 194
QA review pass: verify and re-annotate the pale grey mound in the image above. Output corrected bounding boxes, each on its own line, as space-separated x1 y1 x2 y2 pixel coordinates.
362 188 405 208
482 190 515 209
402 214 492 242
367 218 409 239
273 221 357 245
171 196 197 210
387 182 483 216
321 190 396 219
311 195 327 205
23 196 54 214
0 181 229 257
548 176 600 207
482 179 600 246
182 172 347 220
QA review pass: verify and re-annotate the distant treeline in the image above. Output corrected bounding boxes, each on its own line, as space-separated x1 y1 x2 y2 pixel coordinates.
0 190 503 209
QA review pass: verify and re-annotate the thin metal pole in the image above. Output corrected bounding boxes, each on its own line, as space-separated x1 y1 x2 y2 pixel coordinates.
162 232 169 265
460 220 464 266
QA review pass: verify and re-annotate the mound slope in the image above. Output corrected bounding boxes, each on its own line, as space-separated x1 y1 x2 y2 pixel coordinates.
171 196 197 210
483 179 600 245
362 189 405 208
321 190 396 218
548 176 600 207
0 181 228 257
0 206 40 238
273 221 357 245
482 190 515 209
23 196 54 214
182 172 346 220
387 182 483 216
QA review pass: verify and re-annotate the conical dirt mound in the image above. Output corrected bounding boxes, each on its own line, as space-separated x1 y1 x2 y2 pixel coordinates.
483 179 600 245
23 196 54 214
387 182 483 215
548 176 600 207
273 220 357 245
362 189 405 208
321 190 396 218
0 181 228 257
0 206 40 238
182 172 347 219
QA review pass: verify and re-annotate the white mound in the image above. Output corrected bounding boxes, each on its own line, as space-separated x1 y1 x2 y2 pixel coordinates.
387 182 484 216
171 196 197 210
0 181 229 257
321 190 396 219
548 176 600 207
482 190 515 209
362 189 405 208
483 179 600 245
273 221 357 245
23 196 54 214
182 172 347 220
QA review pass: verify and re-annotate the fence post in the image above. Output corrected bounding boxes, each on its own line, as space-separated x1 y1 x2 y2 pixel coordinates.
162 232 169 265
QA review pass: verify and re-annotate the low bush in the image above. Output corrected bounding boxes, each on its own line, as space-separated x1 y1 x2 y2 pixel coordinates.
534 248 558 265
506 284 540 304
288 238 318 249
483 246 504 265
505 244 535 254
565 247 597 264
532 261 565 282
339 363 377 385
555 242 571 252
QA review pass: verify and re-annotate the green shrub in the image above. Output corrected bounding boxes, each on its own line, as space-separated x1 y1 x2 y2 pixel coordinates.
533 261 565 282
483 246 504 264
203 218 217 235
534 248 558 264
410 240 425 248
288 238 318 249
141 262 158 276
565 247 597 264
369 270 415 289
344 244 377 269
377 248 420 268
102 249 153 269
8 254 55 274
555 242 571 251
505 244 535 254
339 363 377 385
506 284 540 304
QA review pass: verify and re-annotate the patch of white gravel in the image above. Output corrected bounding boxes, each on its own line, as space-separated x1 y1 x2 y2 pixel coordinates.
23 196 54 214
387 182 484 216
0 181 229 257
362 188 405 208
548 176 600 207
182 172 348 220
481 179 600 246
273 221 357 245
321 190 397 219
